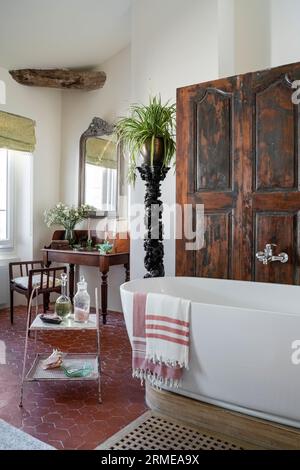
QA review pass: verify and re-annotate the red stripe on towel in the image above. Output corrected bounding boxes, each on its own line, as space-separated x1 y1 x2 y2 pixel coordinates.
133 293 147 337
133 355 183 379
146 333 189 346
145 314 189 328
146 324 189 337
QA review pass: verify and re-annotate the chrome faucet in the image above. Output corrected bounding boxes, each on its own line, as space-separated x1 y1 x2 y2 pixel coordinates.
256 243 288 265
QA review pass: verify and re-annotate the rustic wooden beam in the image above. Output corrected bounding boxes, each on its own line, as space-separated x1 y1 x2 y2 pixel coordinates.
9 68 106 91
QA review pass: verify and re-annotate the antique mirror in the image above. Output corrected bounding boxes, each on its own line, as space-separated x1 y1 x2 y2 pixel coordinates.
79 117 125 218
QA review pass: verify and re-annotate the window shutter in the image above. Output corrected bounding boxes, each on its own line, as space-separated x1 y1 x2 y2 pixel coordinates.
0 111 36 153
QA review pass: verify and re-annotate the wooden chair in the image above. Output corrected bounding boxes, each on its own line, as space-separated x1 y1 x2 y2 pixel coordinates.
9 260 67 324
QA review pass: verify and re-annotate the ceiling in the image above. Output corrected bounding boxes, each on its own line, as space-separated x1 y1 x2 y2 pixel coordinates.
0 0 132 70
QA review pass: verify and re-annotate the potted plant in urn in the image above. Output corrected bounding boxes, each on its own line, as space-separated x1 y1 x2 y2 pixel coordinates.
115 95 176 184
44 203 94 246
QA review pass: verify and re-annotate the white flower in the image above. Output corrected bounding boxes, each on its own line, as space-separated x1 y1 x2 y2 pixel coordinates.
44 202 94 229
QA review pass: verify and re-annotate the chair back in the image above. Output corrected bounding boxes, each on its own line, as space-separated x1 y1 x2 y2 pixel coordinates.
9 260 44 280
28 266 67 293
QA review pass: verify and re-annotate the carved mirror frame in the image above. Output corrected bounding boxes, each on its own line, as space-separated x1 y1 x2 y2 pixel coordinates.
78 116 120 218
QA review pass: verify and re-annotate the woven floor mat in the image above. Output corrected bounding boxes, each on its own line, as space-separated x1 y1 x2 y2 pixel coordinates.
96 411 248 450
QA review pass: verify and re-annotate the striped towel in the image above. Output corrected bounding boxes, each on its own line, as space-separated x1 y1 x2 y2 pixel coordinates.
132 292 190 388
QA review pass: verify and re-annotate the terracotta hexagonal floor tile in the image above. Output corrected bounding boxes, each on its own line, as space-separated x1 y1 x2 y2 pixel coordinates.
47 440 64 450
35 422 56 434
68 423 90 437
42 412 62 424
47 428 70 441
0 307 147 449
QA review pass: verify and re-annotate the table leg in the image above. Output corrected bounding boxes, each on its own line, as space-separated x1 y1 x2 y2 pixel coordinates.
43 252 51 268
69 264 75 303
75 265 80 286
101 271 108 325
124 262 130 282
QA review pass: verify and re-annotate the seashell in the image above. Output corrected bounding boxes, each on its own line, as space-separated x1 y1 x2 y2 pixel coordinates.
42 349 63 369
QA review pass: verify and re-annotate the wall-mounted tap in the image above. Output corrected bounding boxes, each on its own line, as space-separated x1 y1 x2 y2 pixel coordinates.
256 243 288 265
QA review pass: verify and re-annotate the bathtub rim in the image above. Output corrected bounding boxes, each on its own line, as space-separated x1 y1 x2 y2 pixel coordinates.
120 276 300 318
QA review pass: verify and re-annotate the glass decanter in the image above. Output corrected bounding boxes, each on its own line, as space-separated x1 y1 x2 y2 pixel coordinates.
74 276 90 323
55 273 72 319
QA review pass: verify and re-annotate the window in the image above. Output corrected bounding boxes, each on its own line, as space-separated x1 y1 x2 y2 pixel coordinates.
0 148 13 248
85 164 117 212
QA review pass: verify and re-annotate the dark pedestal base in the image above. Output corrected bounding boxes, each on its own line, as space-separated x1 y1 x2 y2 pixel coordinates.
137 164 170 278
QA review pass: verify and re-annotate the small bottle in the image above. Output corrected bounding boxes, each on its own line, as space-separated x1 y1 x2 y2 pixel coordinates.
74 276 90 323
55 273 72 319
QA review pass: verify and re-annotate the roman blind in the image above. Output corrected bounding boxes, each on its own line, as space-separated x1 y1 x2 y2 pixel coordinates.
86 137 117 170
0 111 36 152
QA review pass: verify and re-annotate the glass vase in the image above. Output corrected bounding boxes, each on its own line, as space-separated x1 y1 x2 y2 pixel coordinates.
64 227 75 246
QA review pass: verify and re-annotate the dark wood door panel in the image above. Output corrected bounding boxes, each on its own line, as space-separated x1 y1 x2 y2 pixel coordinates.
195 89 234 192
177 77 240 281
254 77 298 191
250 65 300 285
185 78 238 196
195 210 233 279
254 212 299 284
177 61 300 285
187 192 236 210
253 192 300 211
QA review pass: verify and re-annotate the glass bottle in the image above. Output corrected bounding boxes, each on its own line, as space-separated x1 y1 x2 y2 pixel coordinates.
55 273 72 319
74 276 90 323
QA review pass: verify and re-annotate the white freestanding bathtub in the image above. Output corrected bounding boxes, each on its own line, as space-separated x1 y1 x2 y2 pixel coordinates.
120 276 300 428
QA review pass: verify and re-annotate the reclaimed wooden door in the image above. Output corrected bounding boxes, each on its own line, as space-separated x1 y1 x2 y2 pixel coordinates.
176 62 300 284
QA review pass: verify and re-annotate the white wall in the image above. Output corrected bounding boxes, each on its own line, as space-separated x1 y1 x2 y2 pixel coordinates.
0 68 62 260
271 0 300 66
234 0 271 74
60 46 131 311
218 0 235 77
130 0 220 280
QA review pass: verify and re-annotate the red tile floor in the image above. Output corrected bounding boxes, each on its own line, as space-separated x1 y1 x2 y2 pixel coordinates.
0 306 147 449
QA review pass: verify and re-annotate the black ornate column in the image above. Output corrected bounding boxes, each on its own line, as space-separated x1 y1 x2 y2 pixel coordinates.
137 164 170 278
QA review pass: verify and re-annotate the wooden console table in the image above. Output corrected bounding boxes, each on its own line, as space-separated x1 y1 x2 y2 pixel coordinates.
42 248 130 324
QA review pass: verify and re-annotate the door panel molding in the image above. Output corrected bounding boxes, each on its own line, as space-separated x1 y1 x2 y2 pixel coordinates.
191 88 234 193
254 78 299 192
196 209 234 279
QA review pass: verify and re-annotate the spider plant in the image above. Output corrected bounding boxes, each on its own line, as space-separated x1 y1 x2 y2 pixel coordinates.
115 95 176 184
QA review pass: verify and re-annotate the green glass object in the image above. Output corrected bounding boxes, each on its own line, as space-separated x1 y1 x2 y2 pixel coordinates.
55 273 72 319
97 240 113 254
61 363 93 378
86 238 93 250
72 244 81 251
